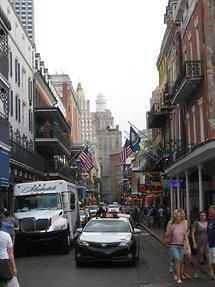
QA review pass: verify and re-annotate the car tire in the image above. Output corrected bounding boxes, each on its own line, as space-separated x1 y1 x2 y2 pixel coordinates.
130 253 137 267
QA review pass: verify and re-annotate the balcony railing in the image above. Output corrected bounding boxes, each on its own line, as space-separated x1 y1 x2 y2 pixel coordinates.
10 140 46 172
161 83 173 109
35 107 71 156
0 33 9 79
164 139 199 167
35 122 71 155
0 115 9 146
172 60 203 103
46 159 77 180
148 103 169 129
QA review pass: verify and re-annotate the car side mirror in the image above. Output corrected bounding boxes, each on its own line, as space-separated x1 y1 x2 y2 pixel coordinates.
133 228 141 234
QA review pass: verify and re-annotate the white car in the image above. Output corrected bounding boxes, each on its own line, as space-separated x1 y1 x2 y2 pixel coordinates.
107 204 120 213
75 217 141 266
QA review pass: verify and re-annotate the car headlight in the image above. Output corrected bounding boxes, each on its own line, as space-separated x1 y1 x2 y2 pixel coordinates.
77 239 90 247
119 240 133 247
52 224 67 231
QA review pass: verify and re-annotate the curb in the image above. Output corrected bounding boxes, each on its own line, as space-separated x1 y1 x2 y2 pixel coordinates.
140 223 209 275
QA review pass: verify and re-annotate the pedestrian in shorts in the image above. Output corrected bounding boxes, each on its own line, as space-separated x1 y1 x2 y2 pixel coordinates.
207 205 215 280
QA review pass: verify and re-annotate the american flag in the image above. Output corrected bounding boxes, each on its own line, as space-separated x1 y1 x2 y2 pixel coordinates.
78 145 93 172
120 139 133 163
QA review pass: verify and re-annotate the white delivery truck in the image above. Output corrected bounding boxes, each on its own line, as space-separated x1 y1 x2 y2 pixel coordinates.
13 180 80 254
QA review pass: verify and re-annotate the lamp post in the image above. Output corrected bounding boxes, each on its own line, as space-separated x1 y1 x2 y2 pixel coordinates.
99 158 103 202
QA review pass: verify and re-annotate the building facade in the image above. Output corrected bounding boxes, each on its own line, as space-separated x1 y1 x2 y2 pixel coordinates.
94 94 122 202
10 0 35 42
50 74 81 146
147 0 215 220
76 82 96 144
0 5 11 208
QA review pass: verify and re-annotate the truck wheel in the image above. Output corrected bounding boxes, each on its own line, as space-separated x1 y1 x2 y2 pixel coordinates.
60 231 70 254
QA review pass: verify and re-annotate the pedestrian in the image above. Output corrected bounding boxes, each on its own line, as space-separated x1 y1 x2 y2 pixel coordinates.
0 218 17 287
207 205 215 280
95 204 106 217
165 210 187 284
165 209 178 274
1 209 18 245
191 210 213 278
179 209 191 280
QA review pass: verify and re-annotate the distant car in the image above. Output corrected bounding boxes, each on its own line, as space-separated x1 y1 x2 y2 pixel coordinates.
118 213 136 228
107 204 120 213
79 209 90 226
75 217 141 267
85 205 99 218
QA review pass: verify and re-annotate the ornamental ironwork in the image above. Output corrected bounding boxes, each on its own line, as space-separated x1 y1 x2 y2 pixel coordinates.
0 89 8 118
0 33 7 55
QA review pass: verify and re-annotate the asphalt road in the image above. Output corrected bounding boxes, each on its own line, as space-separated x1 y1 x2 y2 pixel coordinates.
15 228 214 287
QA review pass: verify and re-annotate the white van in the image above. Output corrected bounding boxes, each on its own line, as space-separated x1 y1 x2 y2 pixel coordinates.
13 180 80 254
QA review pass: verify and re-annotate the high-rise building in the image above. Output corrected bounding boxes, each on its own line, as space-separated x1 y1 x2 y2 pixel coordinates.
94 94 122 202
10 0 35 42
76 83 96 143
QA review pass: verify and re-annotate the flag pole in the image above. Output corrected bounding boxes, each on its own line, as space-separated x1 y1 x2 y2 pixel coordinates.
128 121 163 158
128 121 150 140
58 149 82 172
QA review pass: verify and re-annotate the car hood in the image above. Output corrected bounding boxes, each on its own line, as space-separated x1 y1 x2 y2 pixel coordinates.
80 232 132 243
14 209 62 221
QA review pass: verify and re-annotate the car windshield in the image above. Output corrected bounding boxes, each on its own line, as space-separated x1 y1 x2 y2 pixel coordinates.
108 205 118 208
80 210 88 216
14 193 62 212
88 205 98 210
84 220 131 233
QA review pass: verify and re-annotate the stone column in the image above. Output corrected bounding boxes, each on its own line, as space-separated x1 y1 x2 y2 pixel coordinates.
185 170 190 221
170 178 174 214
177 177 180 209
198 164 203 211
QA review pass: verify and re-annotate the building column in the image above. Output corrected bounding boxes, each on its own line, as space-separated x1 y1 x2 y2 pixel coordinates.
177 177 180 209
170 177 174 214
185 170 190 221
198 164 203 211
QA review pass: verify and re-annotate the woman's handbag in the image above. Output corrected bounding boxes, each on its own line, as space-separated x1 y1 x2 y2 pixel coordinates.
184 240 191 256
0 259 13 280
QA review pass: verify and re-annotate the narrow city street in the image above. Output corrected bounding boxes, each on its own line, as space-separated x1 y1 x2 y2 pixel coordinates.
16 228 213 287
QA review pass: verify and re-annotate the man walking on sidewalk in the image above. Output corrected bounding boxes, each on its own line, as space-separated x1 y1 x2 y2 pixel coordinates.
207 205 215 280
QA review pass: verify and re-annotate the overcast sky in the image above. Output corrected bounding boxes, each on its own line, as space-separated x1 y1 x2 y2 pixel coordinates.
34 0 167 137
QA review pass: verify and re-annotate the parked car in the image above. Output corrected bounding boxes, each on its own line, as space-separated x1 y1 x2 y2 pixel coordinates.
75 216 141 267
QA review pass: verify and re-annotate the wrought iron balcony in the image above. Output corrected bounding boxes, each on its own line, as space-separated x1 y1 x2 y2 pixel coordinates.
46 159 79 182
161 83 173 110
10 140 46 173
172 60 203 104
0 115 9 146
148 103 169 129
165 139 198 167
35 107 71 157
0 33 9 79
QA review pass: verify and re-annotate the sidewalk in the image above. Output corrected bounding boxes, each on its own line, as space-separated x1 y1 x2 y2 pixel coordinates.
140 223 209 276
